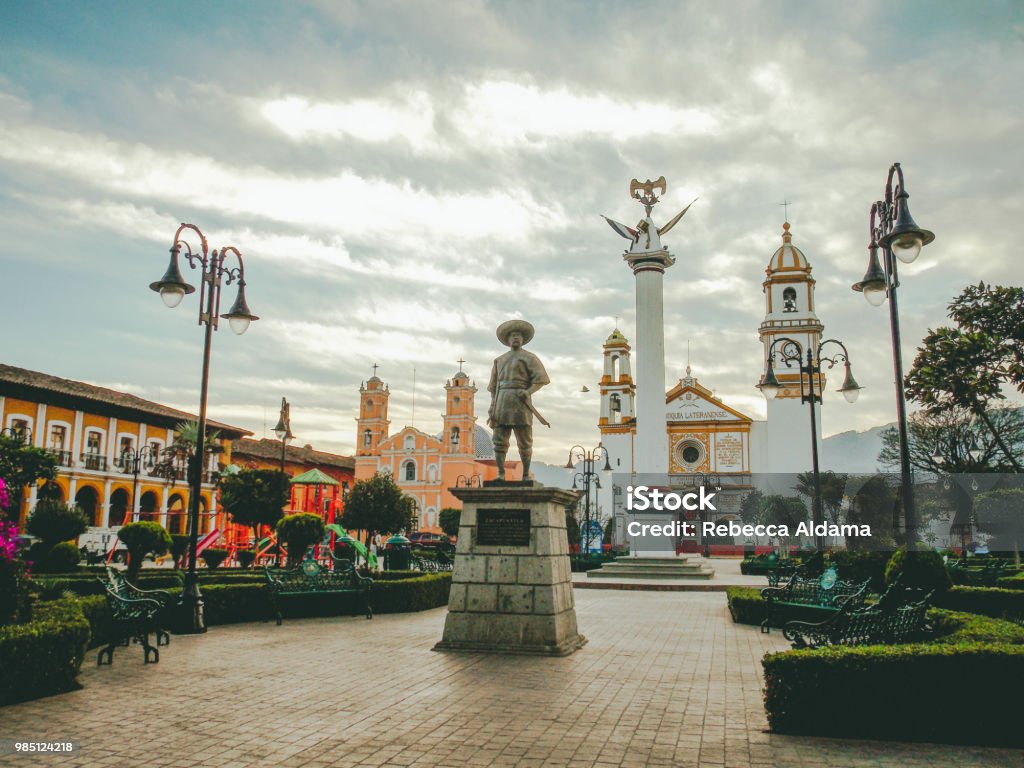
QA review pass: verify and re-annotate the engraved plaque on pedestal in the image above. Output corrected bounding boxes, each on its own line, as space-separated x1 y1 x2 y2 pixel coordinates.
477 509 530 546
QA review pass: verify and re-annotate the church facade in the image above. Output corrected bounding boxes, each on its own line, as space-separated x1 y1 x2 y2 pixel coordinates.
599 222 825 541
353 368 517 532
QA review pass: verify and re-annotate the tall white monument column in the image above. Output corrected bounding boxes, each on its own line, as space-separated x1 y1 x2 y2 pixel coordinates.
603 177 694 474
626 249 673 473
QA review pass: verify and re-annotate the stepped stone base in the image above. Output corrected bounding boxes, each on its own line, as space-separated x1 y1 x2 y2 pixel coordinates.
587 556 715 580
433 483 587 657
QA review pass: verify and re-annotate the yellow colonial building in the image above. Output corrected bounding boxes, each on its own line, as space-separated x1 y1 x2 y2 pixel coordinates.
0 364 250 534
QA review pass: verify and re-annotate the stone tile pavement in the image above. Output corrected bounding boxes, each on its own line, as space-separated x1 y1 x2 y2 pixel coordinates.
2 591 1021 768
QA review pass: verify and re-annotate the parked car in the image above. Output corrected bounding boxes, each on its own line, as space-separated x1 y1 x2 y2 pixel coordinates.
408 532 454 551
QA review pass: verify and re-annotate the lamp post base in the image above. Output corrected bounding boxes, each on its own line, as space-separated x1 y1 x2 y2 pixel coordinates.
176 577 207 634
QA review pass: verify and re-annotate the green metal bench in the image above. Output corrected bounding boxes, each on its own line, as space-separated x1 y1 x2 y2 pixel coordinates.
264 560 373 625
97 588 162 665
100 567 173 646
782 578 934 649
761 569 869 633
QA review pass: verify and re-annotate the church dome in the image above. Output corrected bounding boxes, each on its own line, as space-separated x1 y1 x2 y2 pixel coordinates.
766 223 810 274
604 328 629 347
452 370 470 384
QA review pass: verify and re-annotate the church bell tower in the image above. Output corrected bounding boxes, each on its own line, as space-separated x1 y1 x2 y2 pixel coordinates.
758 223 823 473
356 371 390 457
443 365 477 456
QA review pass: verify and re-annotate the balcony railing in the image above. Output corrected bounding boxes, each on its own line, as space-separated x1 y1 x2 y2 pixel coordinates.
80 453 108 472
49 449 73 467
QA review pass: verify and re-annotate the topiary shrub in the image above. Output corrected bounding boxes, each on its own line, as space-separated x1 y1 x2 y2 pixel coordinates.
43 541 81 573
236 549 256 569
200 548 229 570
169 534 190 568
276 513 325 567
117 521 172 580
885 546 952 594
25 500 89 552
828 550 890 593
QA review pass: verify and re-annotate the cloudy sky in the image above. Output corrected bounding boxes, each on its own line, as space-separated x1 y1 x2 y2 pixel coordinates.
1 1 1022 465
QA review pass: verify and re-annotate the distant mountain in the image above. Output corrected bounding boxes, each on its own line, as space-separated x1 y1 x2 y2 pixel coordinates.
821 422 895 474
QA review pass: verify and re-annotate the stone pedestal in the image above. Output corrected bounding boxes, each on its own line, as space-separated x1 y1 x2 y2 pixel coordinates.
433 482 587 656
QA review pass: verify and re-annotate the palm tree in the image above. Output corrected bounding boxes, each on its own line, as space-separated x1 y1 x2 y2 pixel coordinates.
154 420 223 486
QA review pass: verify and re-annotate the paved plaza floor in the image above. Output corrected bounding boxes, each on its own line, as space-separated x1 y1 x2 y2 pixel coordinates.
2 591 1021 768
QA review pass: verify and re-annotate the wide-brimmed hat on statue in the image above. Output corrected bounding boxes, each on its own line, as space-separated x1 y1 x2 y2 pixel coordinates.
496 319 535 346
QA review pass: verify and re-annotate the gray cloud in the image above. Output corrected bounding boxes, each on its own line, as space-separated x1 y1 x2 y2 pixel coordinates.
0 1 1021 463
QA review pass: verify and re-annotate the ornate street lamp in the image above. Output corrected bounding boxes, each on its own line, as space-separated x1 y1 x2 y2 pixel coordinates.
565 444 612 557
759 337 861 551
852 163 934 546
273 397 293 475
116 443 158 525
150 223 258 633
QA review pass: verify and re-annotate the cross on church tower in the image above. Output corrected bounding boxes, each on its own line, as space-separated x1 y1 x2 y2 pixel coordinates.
371 363 379 377
457 357 466 373
779 199 791 221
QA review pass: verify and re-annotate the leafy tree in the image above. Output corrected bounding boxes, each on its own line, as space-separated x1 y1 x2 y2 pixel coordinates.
438 507 461 538
219 469 289 550
975 487 1024 566
117 521 172 580
794 471 849 524
276 513 325 566
565 508 580 551
738 489 763 524
341 473 415 549
904 283 1024 470
0 434 57 521
879 407 1024 544
26 500 88 551
879 406 1024 475
844 475 898 551
757 495 807 548
153 420 223 486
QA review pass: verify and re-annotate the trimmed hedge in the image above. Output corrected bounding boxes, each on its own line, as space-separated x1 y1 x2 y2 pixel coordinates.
995 572 1024 591
934 586 1024 622
763 610 1024 746
373 573 451 613
726 587 766 625
0 597 90 706
77 573 452 648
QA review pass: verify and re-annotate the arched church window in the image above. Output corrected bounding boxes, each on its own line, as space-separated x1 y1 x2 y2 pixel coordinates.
362 429 372 447
783 287 797 313
452 396 460 407
451 426 460 446
403 460 416 481
610 394 621 412
404 435 415 450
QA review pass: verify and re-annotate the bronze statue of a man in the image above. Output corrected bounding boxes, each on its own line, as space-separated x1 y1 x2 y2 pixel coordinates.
487 319 550 481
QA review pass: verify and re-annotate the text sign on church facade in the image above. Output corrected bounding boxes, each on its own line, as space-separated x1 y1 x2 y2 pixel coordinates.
477 508 531 546
666 406 735 421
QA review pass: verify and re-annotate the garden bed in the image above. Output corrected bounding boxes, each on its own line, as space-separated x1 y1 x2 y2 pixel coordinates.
762 610 1024 746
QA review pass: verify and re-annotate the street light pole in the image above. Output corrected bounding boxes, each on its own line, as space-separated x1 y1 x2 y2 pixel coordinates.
150 223 259 634
117 444 157 525
852 163 935 547
565 445 611 556
759 337 861 551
